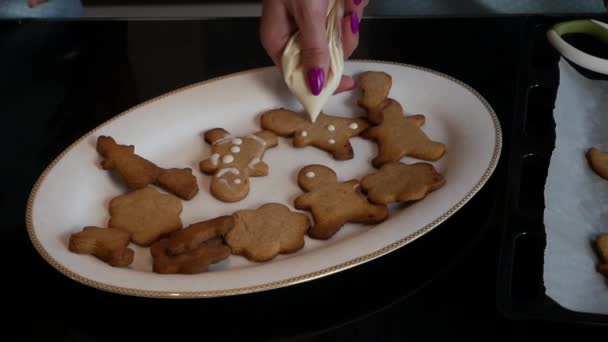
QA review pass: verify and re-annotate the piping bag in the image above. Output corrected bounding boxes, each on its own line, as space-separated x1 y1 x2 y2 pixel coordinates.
280 0 345 122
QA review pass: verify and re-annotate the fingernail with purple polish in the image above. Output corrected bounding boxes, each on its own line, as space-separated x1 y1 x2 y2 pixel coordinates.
308 67 324 96
354 0 362 5
351 12 359 34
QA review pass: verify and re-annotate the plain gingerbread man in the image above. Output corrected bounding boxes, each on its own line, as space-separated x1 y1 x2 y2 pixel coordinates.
362 99 446 168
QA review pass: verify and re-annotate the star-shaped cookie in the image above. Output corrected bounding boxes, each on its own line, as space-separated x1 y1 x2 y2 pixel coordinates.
224 203 310 262
108 187 183 246
260 108 369 160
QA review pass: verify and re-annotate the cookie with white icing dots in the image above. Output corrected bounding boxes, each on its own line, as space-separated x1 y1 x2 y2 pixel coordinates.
200 128 278 202
260 108 369 160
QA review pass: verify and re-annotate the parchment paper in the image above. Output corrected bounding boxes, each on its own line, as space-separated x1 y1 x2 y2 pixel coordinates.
543 58 608 314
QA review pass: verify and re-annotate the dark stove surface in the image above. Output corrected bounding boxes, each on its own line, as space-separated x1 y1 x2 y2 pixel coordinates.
1 15 607 341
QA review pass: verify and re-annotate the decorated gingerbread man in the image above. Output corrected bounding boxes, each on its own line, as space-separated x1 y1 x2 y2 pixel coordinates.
200 128 278 202
260 108 369 160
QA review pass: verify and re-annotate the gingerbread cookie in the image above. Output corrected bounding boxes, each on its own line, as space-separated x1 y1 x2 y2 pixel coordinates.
224 203 310 262
68 226 134 267
360 162 445 204
108 187 183 246
97 136 199 200
294 165 389 240
595 233 608 276
166 215 234 256
151 237 231 274
260 108 369 160
362 99 446 168
357 71 392 123
199 128 278 202
586 147 608 180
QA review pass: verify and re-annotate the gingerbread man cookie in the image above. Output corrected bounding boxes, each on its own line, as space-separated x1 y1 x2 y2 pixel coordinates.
224 203 310 262
199 128 278 202
97 136 199 200
357 71 392 123
360 162 445 204
260 108 369 160
362 99 446 168
294 165 389 240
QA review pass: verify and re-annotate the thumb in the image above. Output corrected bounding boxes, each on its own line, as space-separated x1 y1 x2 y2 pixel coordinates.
293 2 330 96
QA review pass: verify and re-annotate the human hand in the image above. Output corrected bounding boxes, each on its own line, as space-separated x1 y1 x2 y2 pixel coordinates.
260 0 368 95
27 0 48 8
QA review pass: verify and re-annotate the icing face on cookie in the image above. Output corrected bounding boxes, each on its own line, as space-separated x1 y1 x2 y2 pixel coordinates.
216 168 240 178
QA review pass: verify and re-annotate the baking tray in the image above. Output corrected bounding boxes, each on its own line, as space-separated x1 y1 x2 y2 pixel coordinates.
497 15 608 325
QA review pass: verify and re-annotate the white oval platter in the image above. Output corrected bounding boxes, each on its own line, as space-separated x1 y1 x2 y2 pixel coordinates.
26 61 501 298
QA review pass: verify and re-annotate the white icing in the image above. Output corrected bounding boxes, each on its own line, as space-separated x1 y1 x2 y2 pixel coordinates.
233 179 242 184
210 153 220 166
230 146 241 153
222 154 234 164
349 122 359 130
327 124 336 131
280 0 344 122
247 134 267 146
218 178 229 186
248 157 261 170
216 168 240 177
212 134 234 146
301 131 308 137
232 138 243 145
306 171 315 178
328 138 336 144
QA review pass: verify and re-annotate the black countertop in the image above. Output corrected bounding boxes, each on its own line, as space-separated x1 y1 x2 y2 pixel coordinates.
2 16 607 341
